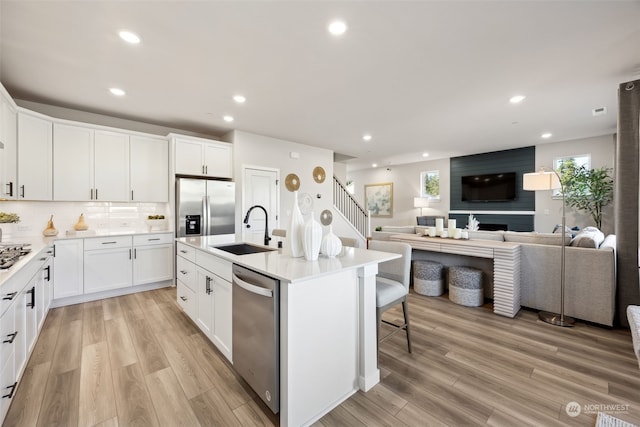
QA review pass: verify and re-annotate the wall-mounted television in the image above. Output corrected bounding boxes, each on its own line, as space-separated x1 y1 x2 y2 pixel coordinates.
461 172 516 202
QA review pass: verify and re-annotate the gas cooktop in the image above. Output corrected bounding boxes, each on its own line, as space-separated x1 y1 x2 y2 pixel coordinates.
0 243 32 270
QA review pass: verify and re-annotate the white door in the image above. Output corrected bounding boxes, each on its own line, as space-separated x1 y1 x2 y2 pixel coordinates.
242 167 279 245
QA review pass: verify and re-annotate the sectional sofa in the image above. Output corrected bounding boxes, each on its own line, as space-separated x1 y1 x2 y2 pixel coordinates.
371 226 617 326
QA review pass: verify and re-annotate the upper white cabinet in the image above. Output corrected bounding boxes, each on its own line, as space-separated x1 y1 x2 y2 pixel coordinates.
94 130 130 201
17 110 53 201
0 86 17 199
173 135 232 178
52 123 93 201
130 135 168 202
53 123 168 202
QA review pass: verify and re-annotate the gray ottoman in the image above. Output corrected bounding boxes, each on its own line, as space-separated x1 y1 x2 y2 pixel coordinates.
413 260 444 296
448 266 483 307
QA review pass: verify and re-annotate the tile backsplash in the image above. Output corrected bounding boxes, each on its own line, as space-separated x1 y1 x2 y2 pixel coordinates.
0 201 171 238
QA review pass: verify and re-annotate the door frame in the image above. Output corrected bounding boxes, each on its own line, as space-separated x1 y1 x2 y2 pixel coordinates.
241 164 280 242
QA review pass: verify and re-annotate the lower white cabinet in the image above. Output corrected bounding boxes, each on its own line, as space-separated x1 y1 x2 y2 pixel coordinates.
0 304 16 422
53 239 84 299
84 236 133 294
179 248 232 361
133 234 173 285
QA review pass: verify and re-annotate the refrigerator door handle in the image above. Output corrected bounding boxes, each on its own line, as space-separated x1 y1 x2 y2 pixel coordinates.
202 195 210 236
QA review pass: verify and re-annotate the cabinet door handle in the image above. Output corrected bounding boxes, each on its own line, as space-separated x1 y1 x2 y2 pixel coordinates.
133 248 137 259
205 276 212 295
19 185 24 198
131 190 134 201
2 292 17 301
52 245 56 257
5 182 13 197
2 382 17 399
102 241 117 245
179 250 188 254
129 249 132 259
202 165 205 174
95 188 99 200
90 188 94 200
148 238 161 241
3 331 17 344
26 286 35 309
205 165 208 174
179 270 187 275
45 265 51 281
180 296 187 301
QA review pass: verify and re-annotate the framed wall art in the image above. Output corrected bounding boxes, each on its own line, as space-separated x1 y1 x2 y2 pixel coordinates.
420 170 440 200
365 182 393 217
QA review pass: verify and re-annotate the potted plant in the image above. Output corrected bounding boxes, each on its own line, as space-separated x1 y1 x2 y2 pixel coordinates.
0 212 20 241
558 160 613 229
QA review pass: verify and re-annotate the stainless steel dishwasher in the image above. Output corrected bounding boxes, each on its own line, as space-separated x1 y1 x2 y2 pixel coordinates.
232 264 280 414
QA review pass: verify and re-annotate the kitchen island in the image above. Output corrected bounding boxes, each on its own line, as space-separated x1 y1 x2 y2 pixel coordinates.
176 236 399 427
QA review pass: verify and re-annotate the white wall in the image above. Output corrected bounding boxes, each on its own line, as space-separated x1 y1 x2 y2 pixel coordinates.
229 130 335 244
534 134 615 234
347 158 451 229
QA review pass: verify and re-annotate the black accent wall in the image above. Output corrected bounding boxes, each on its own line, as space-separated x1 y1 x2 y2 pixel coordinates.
450 146 535 231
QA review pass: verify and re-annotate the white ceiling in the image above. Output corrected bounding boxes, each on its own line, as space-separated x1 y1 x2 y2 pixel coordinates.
2 1 639 171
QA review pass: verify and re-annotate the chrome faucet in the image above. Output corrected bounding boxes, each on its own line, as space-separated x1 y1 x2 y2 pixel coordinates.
243 205 272 246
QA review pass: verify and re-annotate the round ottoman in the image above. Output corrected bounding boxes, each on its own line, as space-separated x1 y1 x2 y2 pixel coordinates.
413 260 444 296
448 266 483 307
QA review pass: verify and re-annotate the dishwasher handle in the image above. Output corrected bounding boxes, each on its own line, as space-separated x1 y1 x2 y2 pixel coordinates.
233 273 273 298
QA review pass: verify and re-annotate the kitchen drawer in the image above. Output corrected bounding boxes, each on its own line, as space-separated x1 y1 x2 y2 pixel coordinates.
133 233 173 246
0 280 21 318
84 235 132 251
1 350 16 422
176 256 196 291
177 280 196 321
176 242 196 263
196 250 232 282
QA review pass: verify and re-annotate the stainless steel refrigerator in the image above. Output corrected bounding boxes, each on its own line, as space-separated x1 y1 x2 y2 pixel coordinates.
176 177 235 238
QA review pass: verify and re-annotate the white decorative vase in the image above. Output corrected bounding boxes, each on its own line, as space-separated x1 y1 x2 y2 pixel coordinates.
320 225 342 258
288 191 305 257
303 213 322 261
0 223 16 242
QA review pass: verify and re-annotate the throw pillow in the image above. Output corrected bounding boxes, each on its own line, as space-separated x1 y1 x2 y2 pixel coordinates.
570 226 605 248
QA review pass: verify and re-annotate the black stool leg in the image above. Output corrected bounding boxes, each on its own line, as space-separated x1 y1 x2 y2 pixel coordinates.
402 299 412 353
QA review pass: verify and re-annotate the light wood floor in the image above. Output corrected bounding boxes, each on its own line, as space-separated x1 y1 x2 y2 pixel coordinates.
4 287 640 427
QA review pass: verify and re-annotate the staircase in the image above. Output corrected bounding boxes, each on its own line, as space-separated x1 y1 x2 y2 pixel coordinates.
333 176 370 239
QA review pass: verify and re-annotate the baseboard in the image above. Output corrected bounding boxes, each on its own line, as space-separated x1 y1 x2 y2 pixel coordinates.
51 280 174 307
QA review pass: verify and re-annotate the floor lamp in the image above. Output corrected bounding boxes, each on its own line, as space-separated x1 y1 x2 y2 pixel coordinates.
523 168 575 327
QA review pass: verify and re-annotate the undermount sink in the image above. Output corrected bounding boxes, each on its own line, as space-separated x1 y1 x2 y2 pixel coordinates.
213 243 276 256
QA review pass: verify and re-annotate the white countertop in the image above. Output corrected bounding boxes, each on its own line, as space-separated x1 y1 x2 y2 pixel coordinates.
0 230 174 288
176 236 399 283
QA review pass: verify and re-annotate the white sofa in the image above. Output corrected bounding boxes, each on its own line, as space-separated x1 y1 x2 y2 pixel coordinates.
628 305 640 368
371 226 617 326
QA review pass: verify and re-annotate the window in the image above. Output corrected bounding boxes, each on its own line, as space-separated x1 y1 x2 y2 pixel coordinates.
420 170 440 200
553 154 591 197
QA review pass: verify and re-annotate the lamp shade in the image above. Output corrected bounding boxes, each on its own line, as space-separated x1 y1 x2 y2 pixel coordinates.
523 170 561 191
414 197 430 208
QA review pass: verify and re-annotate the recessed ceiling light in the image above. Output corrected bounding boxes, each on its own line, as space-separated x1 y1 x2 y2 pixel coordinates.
362 134 372 141
223 115 234 122
233 95 246 104
118 30 141 44
541 132 552 139
509 95 526 104
372 163 378 168
109 88 125 96
328 20 347 36
422 152 429 158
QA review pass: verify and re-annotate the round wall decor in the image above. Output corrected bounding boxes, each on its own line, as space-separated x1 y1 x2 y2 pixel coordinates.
285 173 301 192
313 166 326 184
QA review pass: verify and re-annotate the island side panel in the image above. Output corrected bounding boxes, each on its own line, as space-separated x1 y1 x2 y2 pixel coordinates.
280 268 360 427
357 263 380 391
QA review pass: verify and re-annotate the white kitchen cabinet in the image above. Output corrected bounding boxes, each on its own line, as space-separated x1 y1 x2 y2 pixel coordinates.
189 249 233 361
53 239 84 299
130 135 169 202
132 233 173 285
176 242 197 321
174 136 233 178
94 130 130 201
42 255 54 316
53 123 93 201
54 124 130 202
177 281 196 321
212 275 233 361
0 304 16 423
84 236 133 294
17 110 53 200
0 86 17 200
195 266 214 337
23 282 36 355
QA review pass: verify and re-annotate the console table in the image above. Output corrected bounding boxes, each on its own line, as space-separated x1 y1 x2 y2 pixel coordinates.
389 234 521 318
